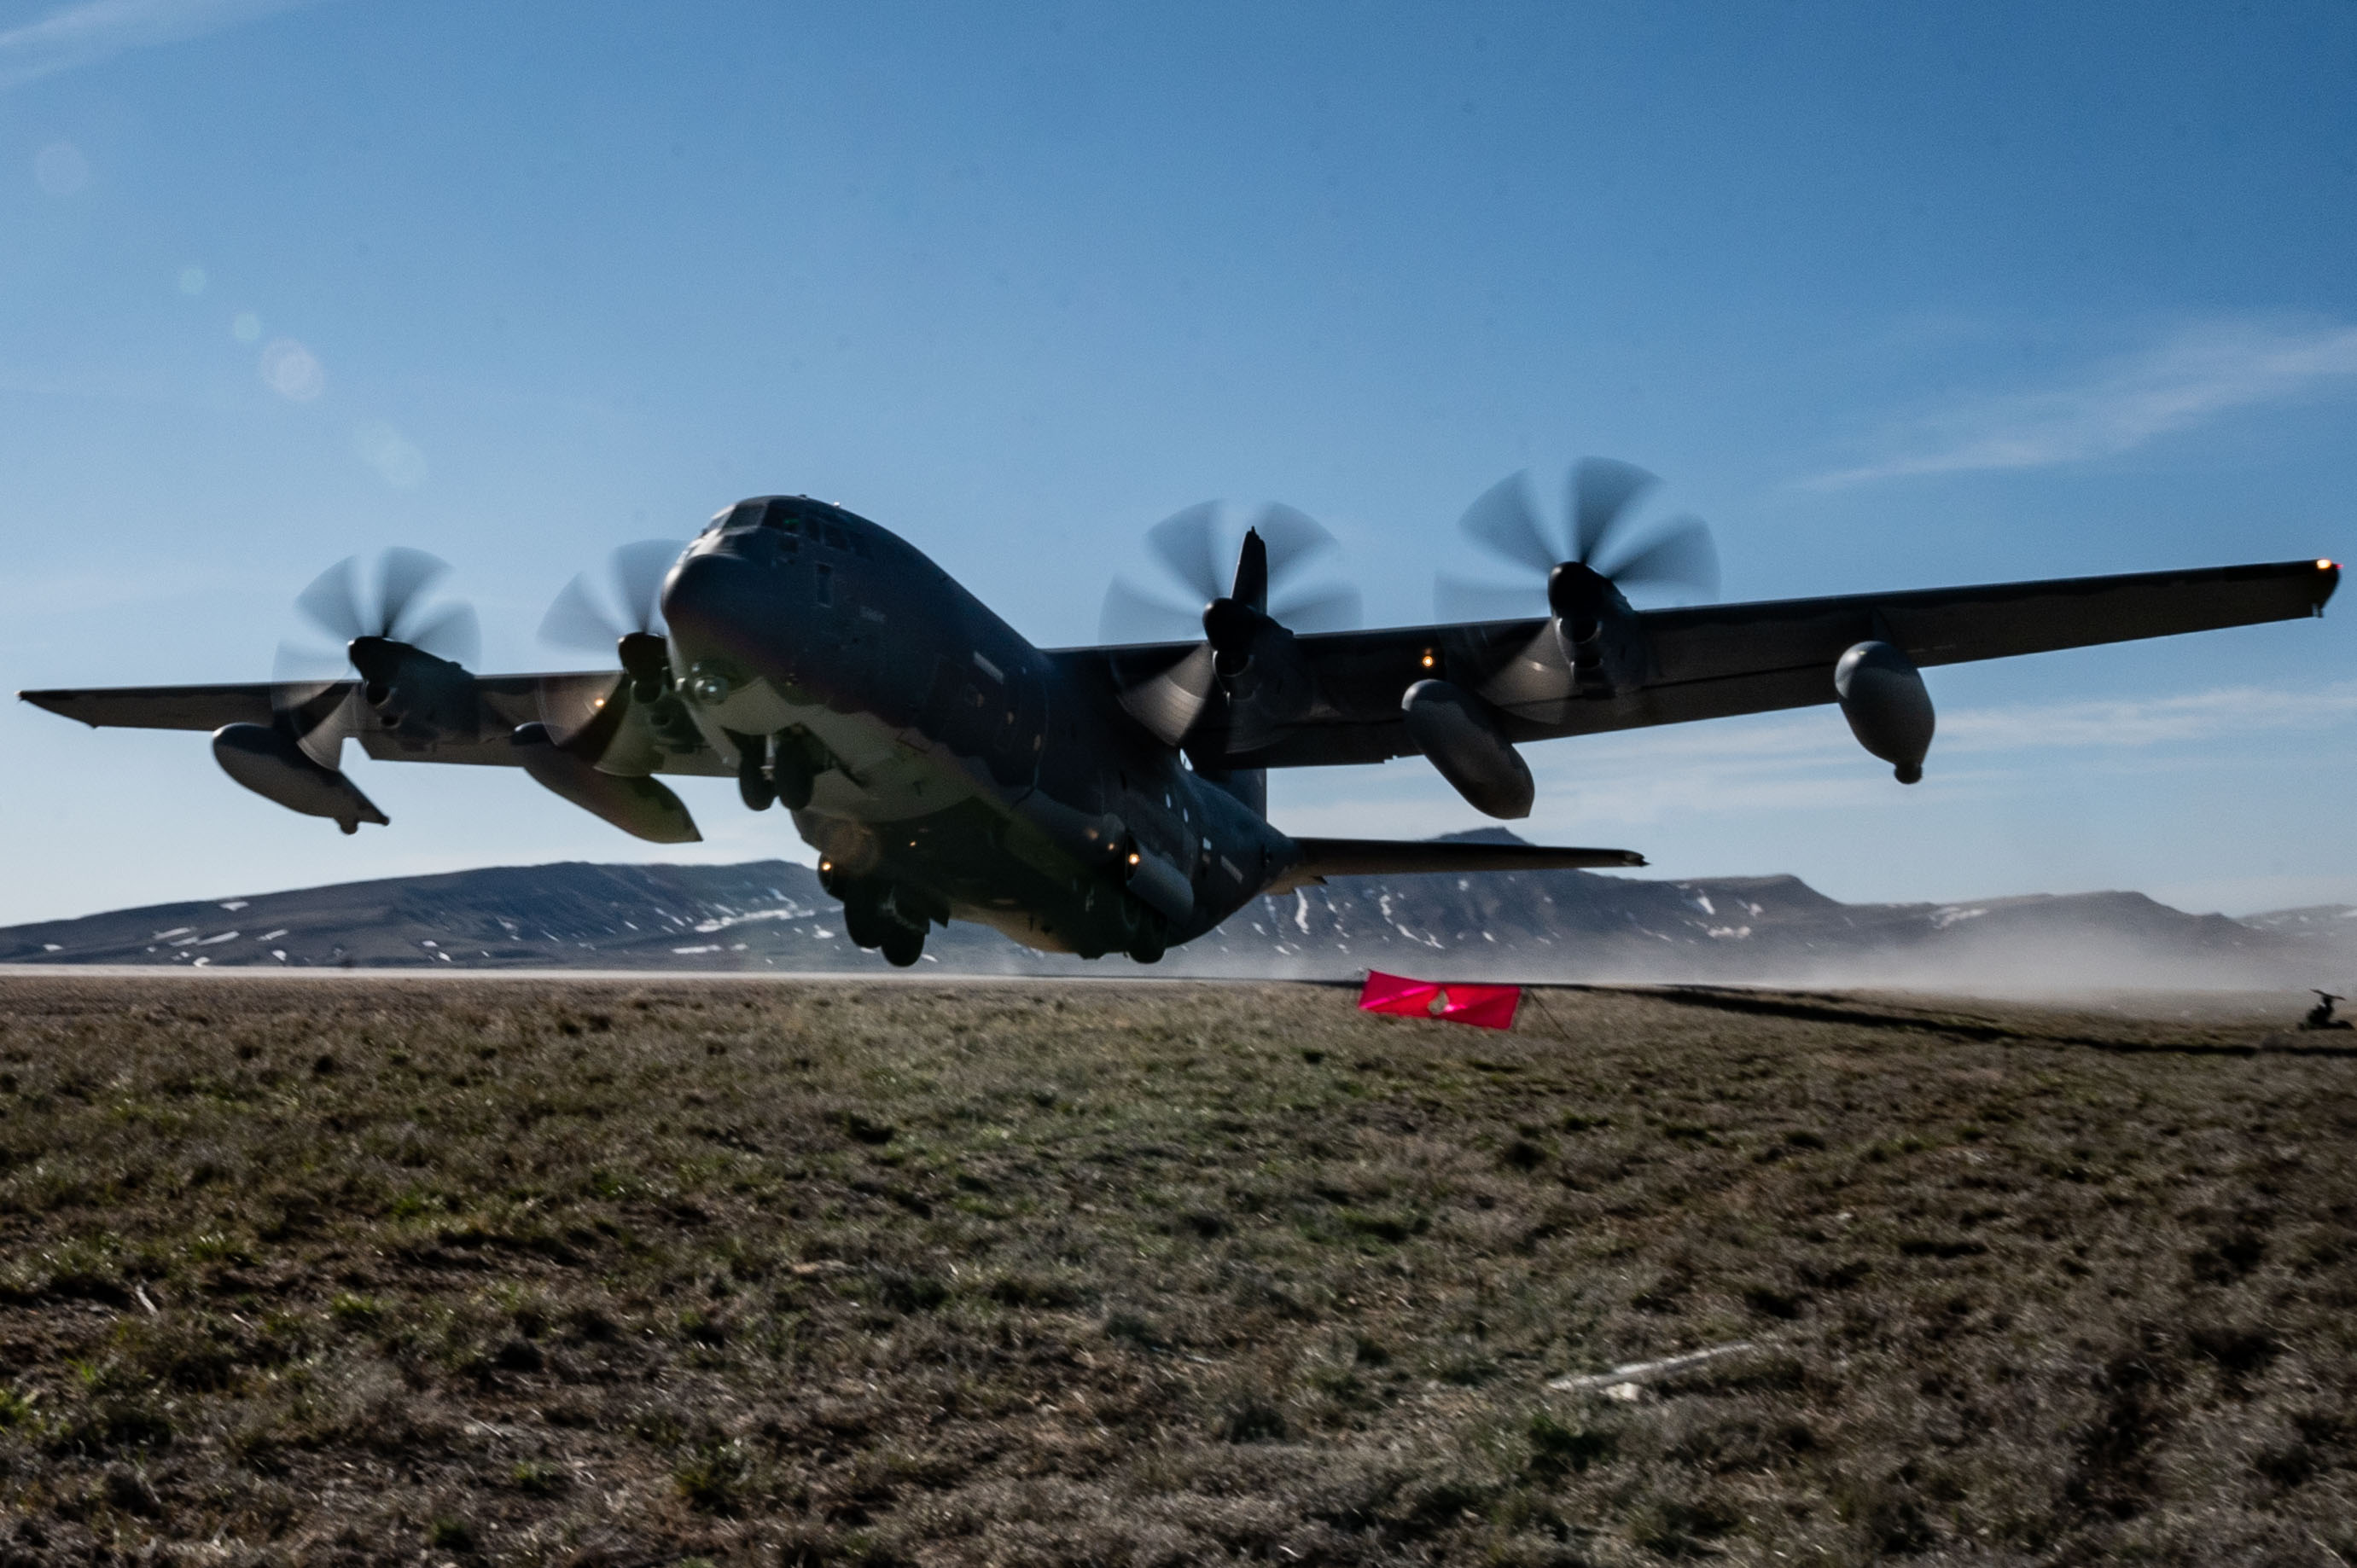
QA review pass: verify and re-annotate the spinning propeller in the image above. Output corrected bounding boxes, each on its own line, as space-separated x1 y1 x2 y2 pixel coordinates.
1097 502 1361 746
1435 458 1719 623
534 540 690 754
539 540 680 677
273 548 480 767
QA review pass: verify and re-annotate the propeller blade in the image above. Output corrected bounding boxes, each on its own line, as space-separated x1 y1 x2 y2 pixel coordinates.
610 539 682 635
535 671 626 754
1252 502 1338 587
1114 642 1217 746
375 547 452 640
538 573 622 653
402 601 482 667
1600 515 1720 599
1435 575 1547 623
1231 527 1271 609
270 641 346 717
294 557 366 644
1570 458 1656 566
1145 502 1225 604
1099 576 1207 645
1476 624 1579 710
271 641 360 769
1269 584 1362 633
1460 472 1560 575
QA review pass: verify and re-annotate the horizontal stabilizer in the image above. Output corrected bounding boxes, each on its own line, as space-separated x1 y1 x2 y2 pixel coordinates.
1272 836 1644 892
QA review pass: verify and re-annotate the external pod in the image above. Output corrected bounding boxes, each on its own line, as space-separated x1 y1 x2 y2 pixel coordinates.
1835 641 1935 784
1400 679 1534 819
509 723 701 843
211 723 389 834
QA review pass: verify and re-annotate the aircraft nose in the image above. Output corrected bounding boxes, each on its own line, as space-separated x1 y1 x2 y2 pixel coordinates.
661 545 774 668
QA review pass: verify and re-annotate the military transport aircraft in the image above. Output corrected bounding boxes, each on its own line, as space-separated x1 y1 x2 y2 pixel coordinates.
20 460 2340 967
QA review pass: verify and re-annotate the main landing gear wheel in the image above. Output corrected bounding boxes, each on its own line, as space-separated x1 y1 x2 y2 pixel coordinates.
1126 920 1167 965
841 881 929 967
841 895 887 950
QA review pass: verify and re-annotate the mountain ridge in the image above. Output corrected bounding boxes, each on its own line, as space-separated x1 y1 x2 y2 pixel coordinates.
4 844 2349 992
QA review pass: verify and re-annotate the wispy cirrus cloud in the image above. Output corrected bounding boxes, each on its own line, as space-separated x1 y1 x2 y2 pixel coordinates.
1936 681 2357 752
1272 680 2357 838
1811 317 2357 488
0 0 311 92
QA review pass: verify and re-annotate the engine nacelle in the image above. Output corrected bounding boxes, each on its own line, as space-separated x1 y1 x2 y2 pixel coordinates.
212 723 389 834
1835 641 1935 784
1401 679 1534 819
510 723 701 843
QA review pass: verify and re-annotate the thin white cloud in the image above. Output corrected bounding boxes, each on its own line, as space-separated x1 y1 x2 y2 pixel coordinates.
0 0 310 91
1937 681 2357 752
1272 679 2357 837
1812 318 2357 487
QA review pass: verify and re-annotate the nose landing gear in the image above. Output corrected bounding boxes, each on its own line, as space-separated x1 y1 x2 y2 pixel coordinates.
730 728 830 813
735 736 775 811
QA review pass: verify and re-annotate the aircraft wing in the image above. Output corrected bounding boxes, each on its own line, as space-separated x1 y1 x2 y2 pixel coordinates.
17 673 733 777
18 682 277 733
1088 556 2338 768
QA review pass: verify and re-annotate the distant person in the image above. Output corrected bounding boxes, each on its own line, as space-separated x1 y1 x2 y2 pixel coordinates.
2302 991 2350 1031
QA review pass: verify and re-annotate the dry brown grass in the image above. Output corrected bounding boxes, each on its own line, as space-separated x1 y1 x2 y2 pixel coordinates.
0 975 2353 1565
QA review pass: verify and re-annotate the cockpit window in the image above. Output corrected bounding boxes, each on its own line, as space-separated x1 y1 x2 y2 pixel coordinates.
726 500 765 529
751 497 868 553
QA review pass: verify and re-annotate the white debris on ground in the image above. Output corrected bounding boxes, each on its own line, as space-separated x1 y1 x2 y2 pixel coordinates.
1548 1340 1765 1397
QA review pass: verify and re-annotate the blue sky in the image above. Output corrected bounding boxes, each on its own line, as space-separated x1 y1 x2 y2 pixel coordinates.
2 0 2352 926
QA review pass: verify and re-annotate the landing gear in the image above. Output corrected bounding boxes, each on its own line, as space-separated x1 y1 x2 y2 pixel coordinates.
841 895 889 950
838 880 933 968
1126 911 1168 965
771 731 820 810
735 735 776 812
728 728 826 813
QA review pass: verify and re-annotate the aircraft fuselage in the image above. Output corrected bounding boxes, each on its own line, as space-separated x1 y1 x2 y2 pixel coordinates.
660 496 1297 961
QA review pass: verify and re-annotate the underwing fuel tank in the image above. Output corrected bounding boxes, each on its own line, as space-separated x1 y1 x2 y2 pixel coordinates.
211 723 389 834
509 723 701 844
1835 641 1935 784
1400 678 1535 819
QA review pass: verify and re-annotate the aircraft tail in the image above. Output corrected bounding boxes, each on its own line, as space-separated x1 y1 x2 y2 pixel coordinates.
1270 836 1644 893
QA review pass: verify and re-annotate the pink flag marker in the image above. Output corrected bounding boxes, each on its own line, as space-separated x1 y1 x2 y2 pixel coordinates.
1357 970 1522 1031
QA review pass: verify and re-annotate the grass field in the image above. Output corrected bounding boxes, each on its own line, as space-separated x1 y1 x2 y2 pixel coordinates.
0 975 2352 1566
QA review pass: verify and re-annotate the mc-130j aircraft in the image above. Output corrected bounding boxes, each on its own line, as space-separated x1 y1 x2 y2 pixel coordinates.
22 461 2341 967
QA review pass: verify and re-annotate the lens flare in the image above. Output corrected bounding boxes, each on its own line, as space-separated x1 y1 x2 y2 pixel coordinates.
260 340 324 403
